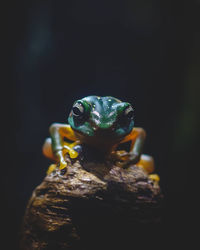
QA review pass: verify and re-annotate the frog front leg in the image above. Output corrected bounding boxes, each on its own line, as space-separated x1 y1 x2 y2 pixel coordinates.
112 128 155 173
112 127 144 164
121 127 146 163
43 123 80 170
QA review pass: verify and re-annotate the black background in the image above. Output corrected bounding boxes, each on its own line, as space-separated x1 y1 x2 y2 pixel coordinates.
2 0 200 249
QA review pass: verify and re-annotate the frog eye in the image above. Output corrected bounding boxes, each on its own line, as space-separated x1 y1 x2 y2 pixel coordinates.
72 102 85 117
124 105 134 119
118 104 134 128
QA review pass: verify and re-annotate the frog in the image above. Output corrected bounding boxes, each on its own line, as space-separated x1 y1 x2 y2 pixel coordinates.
43 95 159 181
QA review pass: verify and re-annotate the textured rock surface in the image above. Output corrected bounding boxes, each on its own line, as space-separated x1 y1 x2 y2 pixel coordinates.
21 156 163 250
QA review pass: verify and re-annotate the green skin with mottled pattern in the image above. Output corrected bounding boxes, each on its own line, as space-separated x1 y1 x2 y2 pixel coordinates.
46 96 146 169
68 96 134 147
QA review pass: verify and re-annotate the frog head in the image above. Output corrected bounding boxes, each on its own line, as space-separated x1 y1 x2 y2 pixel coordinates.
68 96 134 145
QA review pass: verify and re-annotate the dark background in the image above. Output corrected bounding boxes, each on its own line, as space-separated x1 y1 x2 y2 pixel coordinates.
2 0 200 249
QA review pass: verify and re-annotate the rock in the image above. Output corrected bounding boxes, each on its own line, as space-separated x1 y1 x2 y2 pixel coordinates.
21 155 163 250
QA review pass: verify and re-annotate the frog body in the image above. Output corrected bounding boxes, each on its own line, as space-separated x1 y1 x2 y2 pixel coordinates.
43 96 158 181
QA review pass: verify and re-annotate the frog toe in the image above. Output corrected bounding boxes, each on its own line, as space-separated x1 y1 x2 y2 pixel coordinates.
47 164 57 175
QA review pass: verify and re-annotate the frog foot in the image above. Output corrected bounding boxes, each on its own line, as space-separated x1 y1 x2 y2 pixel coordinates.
68 148 78 159
63 142 79 159
59 161 68 170
47 164 57 175
149 174 160 183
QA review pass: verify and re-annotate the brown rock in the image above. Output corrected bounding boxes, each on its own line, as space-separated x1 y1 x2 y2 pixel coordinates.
21 155 163 250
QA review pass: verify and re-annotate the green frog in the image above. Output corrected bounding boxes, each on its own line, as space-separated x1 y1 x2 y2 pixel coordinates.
43 96 159 181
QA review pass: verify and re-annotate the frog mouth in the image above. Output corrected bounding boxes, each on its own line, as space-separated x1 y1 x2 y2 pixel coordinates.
94 128 118 137
74 126 124 146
